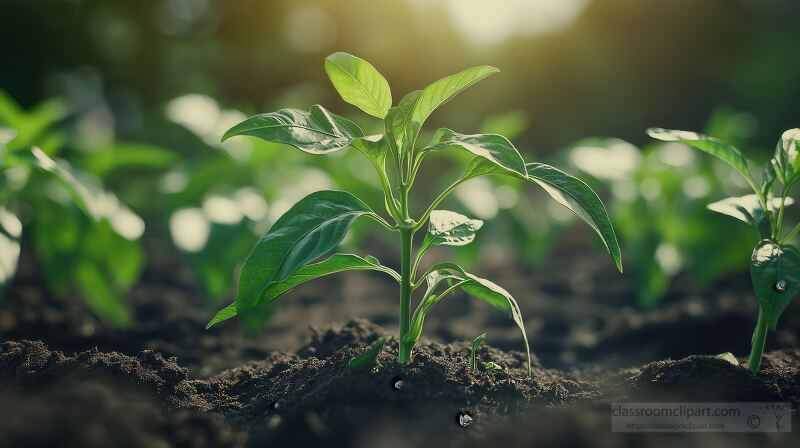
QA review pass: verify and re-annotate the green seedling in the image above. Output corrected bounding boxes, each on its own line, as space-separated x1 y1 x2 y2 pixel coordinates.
348 336 385 373
469 333 487 372
649 128 800 372
207 52 622 373
483 361 503 371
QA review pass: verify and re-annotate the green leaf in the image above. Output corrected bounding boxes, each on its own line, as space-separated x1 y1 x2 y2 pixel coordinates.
207 254 399 329
349 134 388 166
647 128 753 183
325 52 392 119
0 207 22 298
458 272 530 375
772 128 800 186
12 147 101 219
221 105 363 154
411 66 499 132
461 159 622 272
422 210 483 252
469 333 486 372
707 194 792 239
424 129 527 177
525 163 623 272
235 191 376 310
348 336 385 373
385 90 422 158
416 263 531 374
206 302 238 330
750 240 800 330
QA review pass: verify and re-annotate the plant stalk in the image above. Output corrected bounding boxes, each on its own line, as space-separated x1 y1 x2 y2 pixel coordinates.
748 308 768 372
398 227 414 363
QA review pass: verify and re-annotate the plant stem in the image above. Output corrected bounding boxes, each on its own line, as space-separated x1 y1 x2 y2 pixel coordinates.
748 308 768 372
398 226 414 364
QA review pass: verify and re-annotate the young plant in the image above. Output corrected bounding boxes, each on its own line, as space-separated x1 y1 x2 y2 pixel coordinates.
648 128 800 372
469 333 487 372
206 52 622 373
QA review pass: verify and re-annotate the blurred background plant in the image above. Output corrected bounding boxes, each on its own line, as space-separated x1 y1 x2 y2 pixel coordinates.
1 0 799 327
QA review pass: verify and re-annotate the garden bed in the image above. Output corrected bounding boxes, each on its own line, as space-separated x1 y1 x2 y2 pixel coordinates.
1 249 799 447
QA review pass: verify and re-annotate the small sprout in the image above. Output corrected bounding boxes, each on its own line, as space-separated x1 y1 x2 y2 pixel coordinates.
208 52 622 377
347 337 385 373
456 410 474 428
469 333 487 372
649 127 800 372
714 352 739 366
482 361 503 371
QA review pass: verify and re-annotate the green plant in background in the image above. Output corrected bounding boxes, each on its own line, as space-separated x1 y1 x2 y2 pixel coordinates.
206 52 622 372
0 90 147 325
565 109 760 309
649 127 800 372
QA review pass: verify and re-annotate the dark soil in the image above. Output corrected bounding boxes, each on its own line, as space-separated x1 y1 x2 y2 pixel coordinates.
1 319 799 447
1 246 800 447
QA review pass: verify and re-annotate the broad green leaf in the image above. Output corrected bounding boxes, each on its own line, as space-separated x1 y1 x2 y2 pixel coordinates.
325 52 392 119
461 159 622 272
411 66 499 131
385 90 422 157
525 163 622 272
348 336 385 372
422 210 483 252
707 194 792 239
750 240 800 330
207 254 399 329
221 105 363 154
424 129 527 177
0 207 22 297
772 128 800 186
647 128 753 183
235 191 376 310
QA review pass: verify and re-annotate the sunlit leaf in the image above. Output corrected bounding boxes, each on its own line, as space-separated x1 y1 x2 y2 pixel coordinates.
325 52 392 119
411 66 499 131
235 190 377 310
526 163 622 272
422 210 483 252
772 128 800 186
647 127 753 183
425 129 527 177
221 105 363 154
707 194 792 239
750 240 800 330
